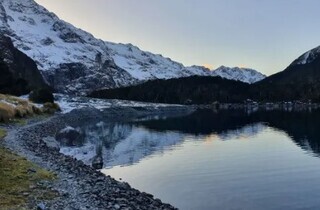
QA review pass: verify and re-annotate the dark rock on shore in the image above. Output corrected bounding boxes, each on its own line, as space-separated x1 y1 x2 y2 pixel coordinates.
29 88 54 103
92 155 103 170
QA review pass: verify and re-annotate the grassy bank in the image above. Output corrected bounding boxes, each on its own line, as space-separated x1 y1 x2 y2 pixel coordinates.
0 113 58 209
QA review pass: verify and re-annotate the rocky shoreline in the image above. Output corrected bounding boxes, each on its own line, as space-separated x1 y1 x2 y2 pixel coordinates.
2 106 194 210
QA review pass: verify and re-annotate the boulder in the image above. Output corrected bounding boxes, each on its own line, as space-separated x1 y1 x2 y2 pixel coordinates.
55 126 85 147
92 155 103 169
29 88 54 103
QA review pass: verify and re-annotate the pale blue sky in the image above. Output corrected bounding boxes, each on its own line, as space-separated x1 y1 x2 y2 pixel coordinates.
35 0 320 75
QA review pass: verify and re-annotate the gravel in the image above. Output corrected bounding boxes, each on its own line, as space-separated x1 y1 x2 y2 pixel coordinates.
3 106 194 210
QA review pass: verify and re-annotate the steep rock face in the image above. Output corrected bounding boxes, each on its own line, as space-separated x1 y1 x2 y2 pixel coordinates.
0 35 48 95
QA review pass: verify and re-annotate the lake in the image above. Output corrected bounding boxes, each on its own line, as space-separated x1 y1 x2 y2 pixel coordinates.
60 109 320 210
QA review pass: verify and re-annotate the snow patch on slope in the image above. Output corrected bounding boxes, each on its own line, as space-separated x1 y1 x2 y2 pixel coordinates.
291 46 320 66
105 42 211 80
1 0 109 71
54 94 182 114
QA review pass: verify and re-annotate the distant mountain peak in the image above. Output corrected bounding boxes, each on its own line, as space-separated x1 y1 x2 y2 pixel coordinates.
212 66 266 84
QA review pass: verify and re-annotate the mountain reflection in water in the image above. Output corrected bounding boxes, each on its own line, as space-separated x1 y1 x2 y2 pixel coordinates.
60 109 320 168
59 109 320 209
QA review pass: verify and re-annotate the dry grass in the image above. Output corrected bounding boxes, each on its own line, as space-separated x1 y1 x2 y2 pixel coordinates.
0 94 28 106
0 94 59 123
41 102 61 114
0 102 16 123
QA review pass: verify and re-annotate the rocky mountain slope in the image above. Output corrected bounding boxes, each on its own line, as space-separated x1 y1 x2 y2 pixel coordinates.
0 0 137 94
104 42 212 80
0 0 265 95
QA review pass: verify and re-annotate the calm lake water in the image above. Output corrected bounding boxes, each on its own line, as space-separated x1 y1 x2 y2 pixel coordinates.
60 110 320 210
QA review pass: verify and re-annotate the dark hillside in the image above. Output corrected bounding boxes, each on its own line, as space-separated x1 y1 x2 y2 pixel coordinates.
90 76 250 104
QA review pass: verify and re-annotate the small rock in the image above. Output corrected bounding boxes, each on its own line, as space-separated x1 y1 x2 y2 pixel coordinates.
42 137 60 150
37 202 46 210
28 168 37 173
114 204 120 209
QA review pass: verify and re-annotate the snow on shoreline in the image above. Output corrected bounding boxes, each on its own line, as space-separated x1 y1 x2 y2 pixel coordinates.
54 94 182 114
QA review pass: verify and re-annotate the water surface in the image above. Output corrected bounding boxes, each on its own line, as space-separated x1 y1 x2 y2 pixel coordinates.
61 110 320 210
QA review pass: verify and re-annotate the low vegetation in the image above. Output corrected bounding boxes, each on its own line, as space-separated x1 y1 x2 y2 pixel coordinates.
0 147 57 209
0 129 57 209
0 94 60 123
0 128 7 139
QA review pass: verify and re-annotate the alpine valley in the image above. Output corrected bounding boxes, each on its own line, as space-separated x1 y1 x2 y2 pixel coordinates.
0 0 266 97
3 1 320 210
1 0 319 104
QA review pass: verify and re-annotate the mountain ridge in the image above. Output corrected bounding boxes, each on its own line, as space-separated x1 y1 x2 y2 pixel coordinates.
212 66 266 84
0 0 265 95
90 44 320 104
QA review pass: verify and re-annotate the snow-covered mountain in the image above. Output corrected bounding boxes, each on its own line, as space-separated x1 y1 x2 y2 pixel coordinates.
290 46 320 66
104 42 211 80
104 42 266 84
0 0 138 94
212 66 266 84
0 0 265 94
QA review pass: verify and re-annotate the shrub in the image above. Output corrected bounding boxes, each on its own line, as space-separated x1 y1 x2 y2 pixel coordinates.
0 102 15 123
41 102 61 114
0 93 61 123
32 105 42 115
15 105 28 118
29 88 54 103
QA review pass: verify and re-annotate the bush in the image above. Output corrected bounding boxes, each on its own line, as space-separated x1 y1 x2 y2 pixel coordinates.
15 105 28 118
0 93 62 123
29 88 54 104
0 102 15 123
41 102 61 114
